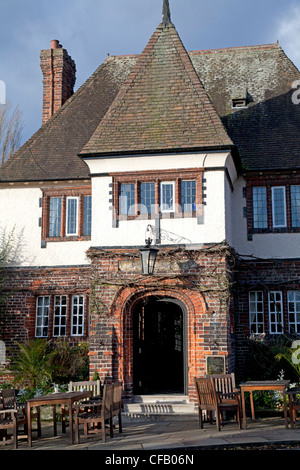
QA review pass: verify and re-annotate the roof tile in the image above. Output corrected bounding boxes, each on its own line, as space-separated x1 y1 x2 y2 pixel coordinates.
80 23 233 157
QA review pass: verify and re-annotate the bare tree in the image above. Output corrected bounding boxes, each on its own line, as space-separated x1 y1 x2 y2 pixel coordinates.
0 101 23 165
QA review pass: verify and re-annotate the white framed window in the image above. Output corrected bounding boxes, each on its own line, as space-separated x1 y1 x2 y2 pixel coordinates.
253 187 268 228
71 295 85 336
288 291 300 333
35 296 50 337
66 197 79 236
53 295 67 337
249 291 264 334
272 187 287 228
160 181 175 213
268 291 284 334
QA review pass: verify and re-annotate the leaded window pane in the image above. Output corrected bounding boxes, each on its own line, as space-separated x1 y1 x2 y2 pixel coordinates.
49 197 62 237
181 180 196 212
120 184 135 215
140 182 155 214
83 195 92 236
253 187 267 228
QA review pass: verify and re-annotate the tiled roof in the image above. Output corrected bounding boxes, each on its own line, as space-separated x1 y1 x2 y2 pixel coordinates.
1 26 300 182
189 44 300 171
0 58 135 182
80 22 233 157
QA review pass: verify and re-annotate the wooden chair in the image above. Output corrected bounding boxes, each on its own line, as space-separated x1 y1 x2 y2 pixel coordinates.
62 379 102 431
74 383 114 443
208 373 241 425
194 377 241 431
111 381 122 434
288 386 300 428
0 389 28 449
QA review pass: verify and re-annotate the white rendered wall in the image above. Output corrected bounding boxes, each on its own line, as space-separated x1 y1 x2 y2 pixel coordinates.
230 176 300 259
88 152 235 247
0 186 90 267
0 151 243 267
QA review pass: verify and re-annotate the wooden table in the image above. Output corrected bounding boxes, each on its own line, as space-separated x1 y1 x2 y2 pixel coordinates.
240 380 290 429
27 390 92 446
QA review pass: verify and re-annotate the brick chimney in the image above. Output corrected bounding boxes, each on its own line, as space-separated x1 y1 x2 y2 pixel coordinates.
40 40 76 124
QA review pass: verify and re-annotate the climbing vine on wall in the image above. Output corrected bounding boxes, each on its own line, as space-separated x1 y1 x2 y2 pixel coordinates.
87 242 236 319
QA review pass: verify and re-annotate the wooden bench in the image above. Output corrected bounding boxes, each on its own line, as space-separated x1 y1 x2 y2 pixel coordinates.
68 379 101 397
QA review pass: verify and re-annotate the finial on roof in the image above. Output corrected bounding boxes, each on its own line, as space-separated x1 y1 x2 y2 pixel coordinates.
162 0 171 25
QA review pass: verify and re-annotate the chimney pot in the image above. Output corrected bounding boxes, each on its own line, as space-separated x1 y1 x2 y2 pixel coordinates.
51 39 60 49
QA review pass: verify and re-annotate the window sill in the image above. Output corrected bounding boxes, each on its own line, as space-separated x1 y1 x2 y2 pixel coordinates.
249 227 300 234
44 236 91 243
117 212 197 221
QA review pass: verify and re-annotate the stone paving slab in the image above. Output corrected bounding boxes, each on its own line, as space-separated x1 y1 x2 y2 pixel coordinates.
1 415 300 451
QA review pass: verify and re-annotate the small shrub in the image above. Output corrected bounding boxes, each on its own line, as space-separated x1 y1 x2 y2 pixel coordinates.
49 339 89 384
9 339 54 389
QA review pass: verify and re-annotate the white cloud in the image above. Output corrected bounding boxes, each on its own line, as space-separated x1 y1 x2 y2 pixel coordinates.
276 3 300 68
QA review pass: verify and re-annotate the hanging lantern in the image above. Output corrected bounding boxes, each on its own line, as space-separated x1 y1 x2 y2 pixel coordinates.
139 238 158 275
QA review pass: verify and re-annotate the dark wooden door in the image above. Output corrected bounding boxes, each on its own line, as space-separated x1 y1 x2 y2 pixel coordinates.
133 299 184 394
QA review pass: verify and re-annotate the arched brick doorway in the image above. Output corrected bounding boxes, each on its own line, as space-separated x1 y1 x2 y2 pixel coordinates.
132 296 187 395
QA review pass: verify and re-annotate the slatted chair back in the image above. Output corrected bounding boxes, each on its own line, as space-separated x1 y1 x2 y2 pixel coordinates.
68 380 101 398
209 374 237 399
194 377 217 410
1 389 17 410
0 389 28 449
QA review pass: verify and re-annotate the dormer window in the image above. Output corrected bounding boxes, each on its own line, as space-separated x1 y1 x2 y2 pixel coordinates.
232 98 247 109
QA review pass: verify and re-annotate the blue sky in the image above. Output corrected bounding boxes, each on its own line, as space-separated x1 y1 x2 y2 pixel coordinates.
1 0 300 144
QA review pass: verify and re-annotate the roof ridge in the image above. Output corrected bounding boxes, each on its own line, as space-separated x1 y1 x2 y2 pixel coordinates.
103 42 281 65
190 43 281 55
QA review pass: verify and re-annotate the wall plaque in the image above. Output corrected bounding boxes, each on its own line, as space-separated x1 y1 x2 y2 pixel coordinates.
206 355 225 374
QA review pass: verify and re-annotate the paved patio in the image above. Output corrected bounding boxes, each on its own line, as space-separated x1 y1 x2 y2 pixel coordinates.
1 413 300 452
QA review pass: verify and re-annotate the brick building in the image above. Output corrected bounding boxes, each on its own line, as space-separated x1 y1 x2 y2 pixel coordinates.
1 1 300 402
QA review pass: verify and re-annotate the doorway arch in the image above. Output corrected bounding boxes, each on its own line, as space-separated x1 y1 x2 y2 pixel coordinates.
132 296 188 395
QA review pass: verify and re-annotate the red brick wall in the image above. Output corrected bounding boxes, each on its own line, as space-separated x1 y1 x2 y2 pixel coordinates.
0 265 90 383
87 244 235 401
0 245 236 399
233 257 300 381
40 42 76 125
